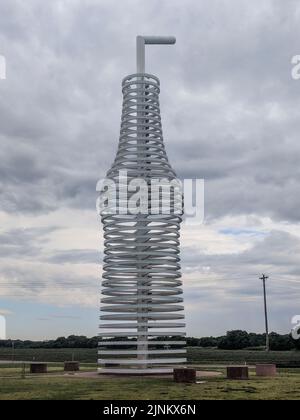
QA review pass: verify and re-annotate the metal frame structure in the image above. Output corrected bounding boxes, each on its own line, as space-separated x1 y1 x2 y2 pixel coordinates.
98 36 186 374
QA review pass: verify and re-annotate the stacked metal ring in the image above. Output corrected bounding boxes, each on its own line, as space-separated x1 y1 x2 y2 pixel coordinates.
99 74 186 374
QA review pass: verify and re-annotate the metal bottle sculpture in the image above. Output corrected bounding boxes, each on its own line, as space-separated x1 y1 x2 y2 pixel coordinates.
98 36 186 374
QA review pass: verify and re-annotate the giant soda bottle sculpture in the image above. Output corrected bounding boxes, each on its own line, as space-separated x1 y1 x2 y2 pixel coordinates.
98 36 186 374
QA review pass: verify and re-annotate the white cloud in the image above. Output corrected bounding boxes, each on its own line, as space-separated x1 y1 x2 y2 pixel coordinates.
0 0 300 337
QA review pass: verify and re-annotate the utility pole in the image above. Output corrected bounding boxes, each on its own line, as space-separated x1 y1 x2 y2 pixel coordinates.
260 274 270 352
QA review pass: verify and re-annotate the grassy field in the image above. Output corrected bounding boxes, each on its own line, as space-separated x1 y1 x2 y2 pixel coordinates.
0 347 96 363
1 347 300 366
187 347 300 367
0 347 299 399
0 366 299 400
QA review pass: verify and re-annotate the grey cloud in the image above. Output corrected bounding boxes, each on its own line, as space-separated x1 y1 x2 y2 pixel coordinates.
0 226 59 258
181 230 300 301
0 0 300 222
47 249 100 264
183 230 300 271
0 0 300 336
49 314 81 319
0 263 99 298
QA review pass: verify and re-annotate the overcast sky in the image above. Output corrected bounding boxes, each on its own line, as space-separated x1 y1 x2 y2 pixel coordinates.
0 0 300 340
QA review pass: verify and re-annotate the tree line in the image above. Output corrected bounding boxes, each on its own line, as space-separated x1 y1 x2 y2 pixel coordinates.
187 330 300 351
0 330 299 351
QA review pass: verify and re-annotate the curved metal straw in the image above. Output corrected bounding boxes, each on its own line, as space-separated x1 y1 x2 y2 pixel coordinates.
98 37 186 374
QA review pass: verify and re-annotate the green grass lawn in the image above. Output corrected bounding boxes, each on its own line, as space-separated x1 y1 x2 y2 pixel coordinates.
0 347 299 399
0 367 299 400
1 347 300 366
0 347 96 363
187 347 300 367
0 363 96 377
